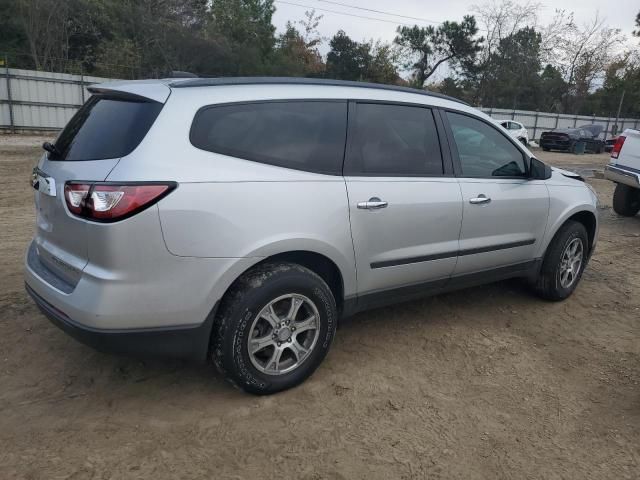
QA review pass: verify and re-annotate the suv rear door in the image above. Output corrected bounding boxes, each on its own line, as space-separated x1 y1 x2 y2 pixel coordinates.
32 94 163 287
442 110 549 276
344 102 462 303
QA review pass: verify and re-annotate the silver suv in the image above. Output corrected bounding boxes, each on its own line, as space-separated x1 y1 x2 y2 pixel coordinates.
25 78 598 394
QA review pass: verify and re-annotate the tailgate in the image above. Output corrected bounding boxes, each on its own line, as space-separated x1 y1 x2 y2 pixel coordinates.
30 94 163 289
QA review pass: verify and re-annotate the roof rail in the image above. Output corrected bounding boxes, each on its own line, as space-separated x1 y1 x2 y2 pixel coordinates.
169 71 198 78
169 76 468 105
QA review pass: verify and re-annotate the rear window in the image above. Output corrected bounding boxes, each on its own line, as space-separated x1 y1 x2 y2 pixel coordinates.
51 96 162 161
190 101 348 175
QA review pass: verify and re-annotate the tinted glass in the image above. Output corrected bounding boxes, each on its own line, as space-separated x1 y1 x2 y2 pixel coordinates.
447 112 526 177
52 96 162 161
191 101 347 175
347 103 443 176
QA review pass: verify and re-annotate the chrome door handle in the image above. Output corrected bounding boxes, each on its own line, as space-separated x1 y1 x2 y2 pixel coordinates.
357 197 388 210
469 195 491 205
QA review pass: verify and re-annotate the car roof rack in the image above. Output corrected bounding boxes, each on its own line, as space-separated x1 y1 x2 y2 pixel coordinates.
168 76 468 105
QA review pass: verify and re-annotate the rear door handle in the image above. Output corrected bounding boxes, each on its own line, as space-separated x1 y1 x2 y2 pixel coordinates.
357 197 388 210
469 195 491 205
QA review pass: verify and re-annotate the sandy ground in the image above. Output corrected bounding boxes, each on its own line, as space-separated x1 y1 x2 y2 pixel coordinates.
0 137 638 479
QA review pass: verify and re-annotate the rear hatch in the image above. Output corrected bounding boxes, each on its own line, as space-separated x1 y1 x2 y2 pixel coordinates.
32 93 163 288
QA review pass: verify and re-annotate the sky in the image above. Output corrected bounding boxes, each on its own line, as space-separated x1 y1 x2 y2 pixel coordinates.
271 0 639 80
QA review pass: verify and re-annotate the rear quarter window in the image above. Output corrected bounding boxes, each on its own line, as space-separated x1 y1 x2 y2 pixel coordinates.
51 96 163 161
190 101 348 175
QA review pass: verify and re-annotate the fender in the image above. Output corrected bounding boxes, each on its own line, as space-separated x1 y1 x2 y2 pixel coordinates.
538 185 598 258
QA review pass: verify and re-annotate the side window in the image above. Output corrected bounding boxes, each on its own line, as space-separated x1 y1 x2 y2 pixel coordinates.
500 121 509 129
346 103 443 176
512 122 522 130
190 101 347 175
447 111 527 178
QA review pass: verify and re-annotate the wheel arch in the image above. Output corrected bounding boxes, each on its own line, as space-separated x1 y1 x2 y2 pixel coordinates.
542 207 598 258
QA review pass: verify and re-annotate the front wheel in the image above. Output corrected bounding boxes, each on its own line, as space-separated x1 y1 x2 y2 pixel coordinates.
612 183 640 217
533 220 589 301
212 262 337 395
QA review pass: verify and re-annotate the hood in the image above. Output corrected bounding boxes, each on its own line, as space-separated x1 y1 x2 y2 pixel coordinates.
579 124 604 137
551 166 584 182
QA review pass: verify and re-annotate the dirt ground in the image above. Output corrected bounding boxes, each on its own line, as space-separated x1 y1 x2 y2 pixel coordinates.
0 136 638 479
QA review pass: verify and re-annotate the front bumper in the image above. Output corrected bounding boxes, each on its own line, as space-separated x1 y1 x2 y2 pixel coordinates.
26 283 215 362
604 164 640 189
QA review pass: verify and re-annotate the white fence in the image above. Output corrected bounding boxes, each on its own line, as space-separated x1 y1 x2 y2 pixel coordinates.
1 68 639 138
478 107 639 142
0 68 114 132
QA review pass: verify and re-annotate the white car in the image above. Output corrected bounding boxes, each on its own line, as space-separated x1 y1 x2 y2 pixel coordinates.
499 120 529 146
604 128 640 216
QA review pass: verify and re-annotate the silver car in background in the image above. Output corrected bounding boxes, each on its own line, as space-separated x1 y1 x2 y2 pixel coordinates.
26 78 598 394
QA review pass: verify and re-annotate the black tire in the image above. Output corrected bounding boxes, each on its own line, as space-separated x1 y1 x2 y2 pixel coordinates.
542 147 550 152
533 220 589 301
212 262 337 395
612 183 640 217
519 137 528 146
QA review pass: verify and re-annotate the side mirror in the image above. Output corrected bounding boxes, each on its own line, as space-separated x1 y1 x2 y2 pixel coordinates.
529 157 552 180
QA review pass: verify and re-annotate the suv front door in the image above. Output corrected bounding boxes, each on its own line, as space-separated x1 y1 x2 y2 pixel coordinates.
443 111 549 276
344 102 463 304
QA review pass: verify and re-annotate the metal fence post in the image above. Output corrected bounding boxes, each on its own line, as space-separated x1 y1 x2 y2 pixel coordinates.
604 116 610 140
533 111 539 141
3 55 15 133
511 109 515 120
555 113 560 129
573 115 578 127
634 119 638 131
79 67 85 103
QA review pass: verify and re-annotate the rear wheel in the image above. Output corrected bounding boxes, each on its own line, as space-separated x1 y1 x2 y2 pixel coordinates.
211 262 337 395
613 183 640 217
533 220 589 301
519 137 528 146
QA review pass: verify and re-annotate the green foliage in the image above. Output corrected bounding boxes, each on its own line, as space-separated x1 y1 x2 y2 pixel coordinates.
395 16 483 87
0 1 636 116
325 31 399 84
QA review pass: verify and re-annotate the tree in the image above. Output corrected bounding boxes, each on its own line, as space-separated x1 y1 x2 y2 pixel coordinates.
272 11 325 77
326 30 371 81
326 31 399 84
395 16 483 87
634 11 640 37
208 0 276 75
538 64 567 112
483 27 542 109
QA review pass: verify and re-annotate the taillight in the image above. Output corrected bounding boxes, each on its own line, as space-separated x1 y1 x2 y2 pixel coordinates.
64 182 176 222
611 136 626 159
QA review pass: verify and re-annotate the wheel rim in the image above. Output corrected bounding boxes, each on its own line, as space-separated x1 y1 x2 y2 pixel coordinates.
247 294 320 376
559 238 584 289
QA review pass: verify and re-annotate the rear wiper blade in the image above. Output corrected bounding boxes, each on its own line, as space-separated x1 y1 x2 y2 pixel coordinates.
42 141 61 157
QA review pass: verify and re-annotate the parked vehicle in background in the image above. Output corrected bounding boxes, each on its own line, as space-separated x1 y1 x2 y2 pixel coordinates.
540 125 605 153
604 136 617 153
498 120 529 145
25 77 599 395
604 129 640 216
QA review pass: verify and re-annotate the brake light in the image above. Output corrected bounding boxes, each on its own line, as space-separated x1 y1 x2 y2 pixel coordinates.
611 136 626 159
64 182 176 222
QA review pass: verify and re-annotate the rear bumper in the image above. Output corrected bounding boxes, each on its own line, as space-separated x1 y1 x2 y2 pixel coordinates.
540 140 572 150
26 282 215 362
604 164 640 189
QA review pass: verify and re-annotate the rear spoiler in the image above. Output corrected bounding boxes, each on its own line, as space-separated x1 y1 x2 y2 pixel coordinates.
87 81 171 103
